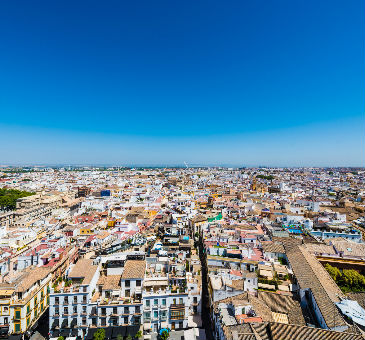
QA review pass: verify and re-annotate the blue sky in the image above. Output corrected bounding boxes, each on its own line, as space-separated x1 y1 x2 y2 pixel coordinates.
0 0 364 166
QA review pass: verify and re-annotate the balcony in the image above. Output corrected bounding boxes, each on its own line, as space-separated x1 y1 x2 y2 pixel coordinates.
170 304 185 309
170 312 185 320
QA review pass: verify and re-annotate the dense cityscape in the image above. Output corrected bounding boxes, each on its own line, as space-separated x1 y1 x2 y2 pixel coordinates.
0 167 364 340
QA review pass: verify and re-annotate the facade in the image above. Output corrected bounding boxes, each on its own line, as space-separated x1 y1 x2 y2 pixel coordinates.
49 259 100 339
307 222 362 242
0 267 52 336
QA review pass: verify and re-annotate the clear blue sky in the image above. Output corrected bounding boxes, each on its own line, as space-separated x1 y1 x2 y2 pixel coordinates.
0 0 364 166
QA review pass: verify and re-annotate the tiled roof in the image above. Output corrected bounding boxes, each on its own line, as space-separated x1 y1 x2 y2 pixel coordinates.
121 260 146 279
257 291 305 325
261 242 285 254
269 322 363 340
68 259 98 284
286 245 346 329
14 266 51 293
97 275 121 290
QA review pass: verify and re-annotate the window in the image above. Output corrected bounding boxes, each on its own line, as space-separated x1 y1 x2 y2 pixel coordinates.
125 280 130 287
162 299 166 306
124 317 128 324
15 310 21 320
112 318 117 326
154 311 158 318
92 318 97 326
27 318 30 327
145 300 150 307
154 299 158 306
193 297 197 303
82 306 87 314
135 306 140 314
15 323 21 332
55 297 59 305
73 306 77 314
136 280 141 287
73 296 77 304
134 315 141 325
41 303 44 312
179 298 183 304
125 290 130 297
55 308 59 315
64 307 68 315
4 317 8 325
82 296 87 304
179 321 183 329
64 297 69 304
41 291 44 299
34 297 38 305
82 317 87 326
171 310 185 320
113 307 117 315
101 319 106 326
124 307 129 314
27 305 30 314
144 312 150 320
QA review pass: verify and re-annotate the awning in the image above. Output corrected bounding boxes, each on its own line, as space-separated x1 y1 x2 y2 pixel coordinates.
112 326 126 338
60 329 70 337
161 322 169 328
9 335 22 340
0 327 9 335
125 326 139 337
51 320 59 330
71 319 77 327
86 328 97 340
143 323 151 331
70 328 79 336
105 327 113 339
51 330 60 338
61 319 68 328
144 280 168 287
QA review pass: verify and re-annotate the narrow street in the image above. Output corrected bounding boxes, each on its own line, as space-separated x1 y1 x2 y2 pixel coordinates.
197 235 214 340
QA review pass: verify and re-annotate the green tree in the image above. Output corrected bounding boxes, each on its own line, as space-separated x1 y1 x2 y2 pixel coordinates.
160 330 169 340
116 335 123 340
135 330 142 339
0 188 35 211
325 264 341 281
57 337 64 340
340 269 365 291
94 328 106 340
126 335 133 340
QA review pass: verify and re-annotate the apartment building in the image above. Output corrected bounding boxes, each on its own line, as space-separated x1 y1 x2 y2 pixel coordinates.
49 259 100 339
0 266 52 337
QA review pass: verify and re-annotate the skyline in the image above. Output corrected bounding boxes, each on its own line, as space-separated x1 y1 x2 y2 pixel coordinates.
1 0 364 166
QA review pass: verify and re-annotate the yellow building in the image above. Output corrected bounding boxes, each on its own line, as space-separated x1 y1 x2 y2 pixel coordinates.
79 226 94 235
0 266 52 335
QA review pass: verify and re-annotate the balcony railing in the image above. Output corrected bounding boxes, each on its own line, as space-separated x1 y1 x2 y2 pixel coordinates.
170 304 185 309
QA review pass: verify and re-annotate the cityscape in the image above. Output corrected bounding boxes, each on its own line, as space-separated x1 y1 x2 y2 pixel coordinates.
1 1 364 340
0 167 364 340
